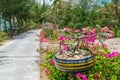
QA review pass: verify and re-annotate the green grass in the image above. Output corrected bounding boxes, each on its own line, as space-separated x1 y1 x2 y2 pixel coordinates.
0 32 9 42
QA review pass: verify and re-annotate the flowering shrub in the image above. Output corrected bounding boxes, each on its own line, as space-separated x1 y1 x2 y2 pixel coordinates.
64 27 72 32
88 54 120 80
39 38 48 43
100 26 114 39
49 29 59 40
41 51 68 80
59 35 72 51
49 59 55 66
58 26 114 56
102 52 120 58
75 73 88 80
40 26 120 80
37 28 60 52
81 27 114 55
74 29 81 33
38 29 47 38
38 28 59 40
82 32 97 44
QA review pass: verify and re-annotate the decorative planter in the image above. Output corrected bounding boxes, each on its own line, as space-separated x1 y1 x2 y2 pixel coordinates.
54 55 95 72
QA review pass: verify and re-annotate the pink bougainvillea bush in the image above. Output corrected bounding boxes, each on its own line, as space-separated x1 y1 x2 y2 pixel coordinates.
57 26 114 57
37 28 60 51
41 26 120 80
75 73 88 80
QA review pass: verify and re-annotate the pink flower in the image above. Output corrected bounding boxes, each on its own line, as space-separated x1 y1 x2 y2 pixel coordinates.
94 43 100 47
64 28 72 32
90 28 96 33
45 69 52 75
59 35 65 41
110 30 114 34
39 38 48 43
104 26 109 30
43 38 48 42
87 44 93 49
65 36 71 41
45 69 49 75
102 44 107 49
82 76 88 80
108 34 114 38
107 52 120 58
82 28 87 33
49 59 55 66
101 26 109 32
62 44 67 51
82 32 97 44
58 50 62 53
100 26 114 39
75 29 80 33
40 38 43 42
102 54 107 57
102 52 120 58
75 73 83 78
50 71 52 75
75 73 88 80
36 34 40 37
100 29 103 32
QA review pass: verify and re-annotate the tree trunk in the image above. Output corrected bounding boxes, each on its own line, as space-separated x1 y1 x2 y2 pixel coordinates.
3 13 7 32
21 19 24 27
8 15 13 38
12 16 15 27
3 13 10 36
16 16 20 28
19 18 23 27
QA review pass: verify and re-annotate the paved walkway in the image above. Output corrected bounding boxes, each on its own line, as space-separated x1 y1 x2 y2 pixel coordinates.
0 30 40 80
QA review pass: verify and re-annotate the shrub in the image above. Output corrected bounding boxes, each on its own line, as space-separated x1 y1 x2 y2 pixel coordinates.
0 32 9 42
87 54 120 80
40 27 120 80
41 51 68 80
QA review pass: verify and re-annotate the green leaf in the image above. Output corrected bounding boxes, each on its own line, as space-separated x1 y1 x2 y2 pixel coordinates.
111 75 117 80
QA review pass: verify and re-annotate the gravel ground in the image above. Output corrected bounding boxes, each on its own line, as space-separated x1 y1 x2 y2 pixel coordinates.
104 38 120 52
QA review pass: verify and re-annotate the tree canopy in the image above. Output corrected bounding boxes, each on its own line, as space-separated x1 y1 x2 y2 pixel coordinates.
0 0 120 36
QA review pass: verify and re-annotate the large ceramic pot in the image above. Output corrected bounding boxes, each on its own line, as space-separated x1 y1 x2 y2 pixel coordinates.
54 55 95 72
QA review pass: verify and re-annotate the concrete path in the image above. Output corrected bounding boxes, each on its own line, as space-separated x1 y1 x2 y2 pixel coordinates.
0 30 40 80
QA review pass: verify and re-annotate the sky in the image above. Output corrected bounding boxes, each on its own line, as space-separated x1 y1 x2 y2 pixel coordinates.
36 0 50 4
36 0 68 5
36 0 112 5
98 0 112 6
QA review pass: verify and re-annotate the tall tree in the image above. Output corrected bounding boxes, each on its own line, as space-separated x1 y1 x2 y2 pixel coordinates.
0 0 35 37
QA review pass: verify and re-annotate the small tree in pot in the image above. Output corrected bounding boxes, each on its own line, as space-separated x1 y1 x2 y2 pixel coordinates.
54 26 114 72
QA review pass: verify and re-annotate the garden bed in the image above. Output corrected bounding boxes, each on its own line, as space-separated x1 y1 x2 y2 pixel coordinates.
40 38 120 80
40 27 120 80
40 43 59 80
40 52 49 80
